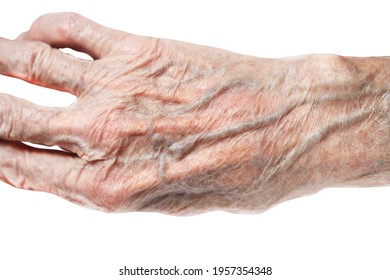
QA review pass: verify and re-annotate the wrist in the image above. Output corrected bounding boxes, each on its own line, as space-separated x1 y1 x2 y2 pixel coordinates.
150 53 389 213
277 55 390 189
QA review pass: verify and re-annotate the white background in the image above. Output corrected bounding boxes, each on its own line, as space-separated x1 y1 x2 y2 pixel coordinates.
0 1 389 279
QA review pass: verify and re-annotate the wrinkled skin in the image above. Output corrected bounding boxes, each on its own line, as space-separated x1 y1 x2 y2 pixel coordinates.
0 13 389 215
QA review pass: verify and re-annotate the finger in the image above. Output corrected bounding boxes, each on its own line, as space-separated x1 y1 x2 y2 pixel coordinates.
0 93 82 154
0 140 82 196
18 12 128 59
0 93 61 144
0 38 88 95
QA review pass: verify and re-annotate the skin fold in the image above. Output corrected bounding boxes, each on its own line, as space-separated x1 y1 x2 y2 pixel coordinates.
0 12 388 215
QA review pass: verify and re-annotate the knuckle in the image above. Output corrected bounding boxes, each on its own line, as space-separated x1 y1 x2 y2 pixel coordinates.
31 13 50 29
77 167 125 212
47 109 66 138
303 54 358 85
56 12 83 39
95 182 125 212
22 42 51 80
83 110 125 158
312 54 353 75
307 54 346 72
0 107 7 138
31 12 83 39
315 54 345 65
0 96 15 139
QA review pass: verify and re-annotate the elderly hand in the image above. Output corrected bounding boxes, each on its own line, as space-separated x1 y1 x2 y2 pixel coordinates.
0 13 388 214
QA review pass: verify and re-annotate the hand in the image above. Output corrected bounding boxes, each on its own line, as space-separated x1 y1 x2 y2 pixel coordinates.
0 13 389 215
